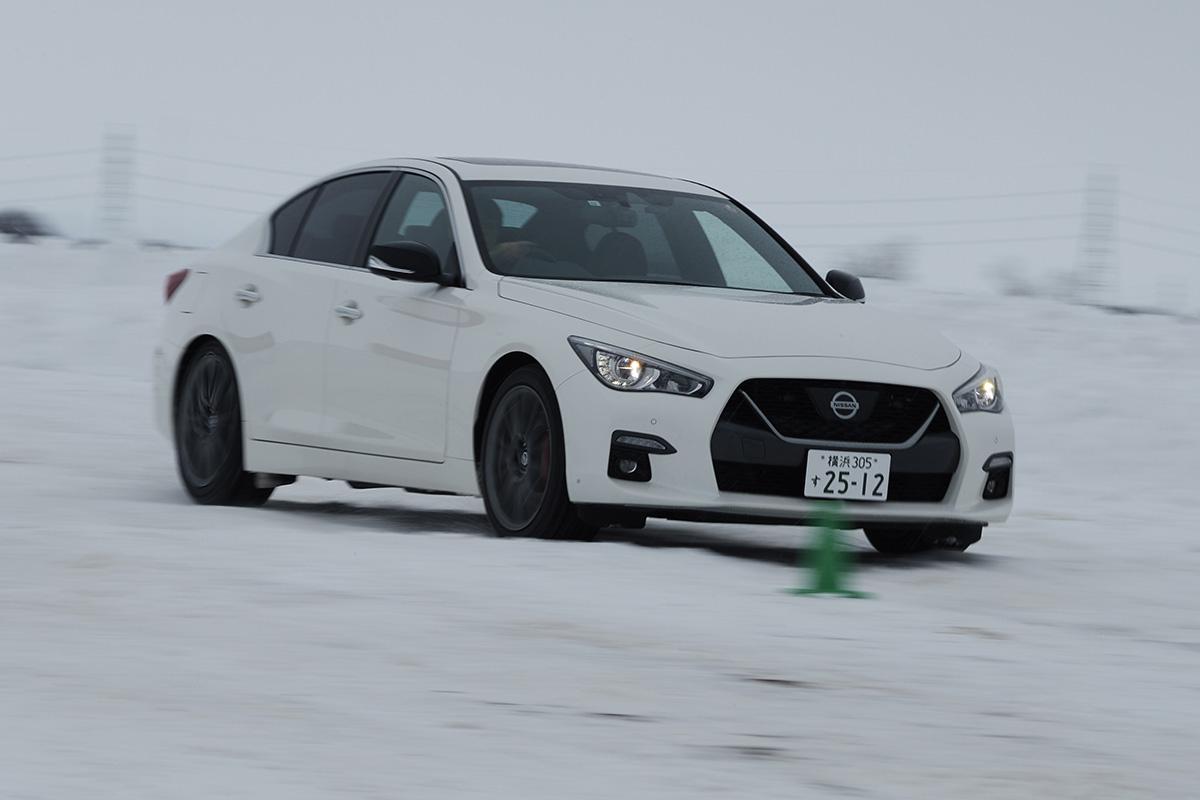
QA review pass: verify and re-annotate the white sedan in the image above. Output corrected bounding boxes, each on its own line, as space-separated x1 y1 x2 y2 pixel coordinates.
153 157 1014 554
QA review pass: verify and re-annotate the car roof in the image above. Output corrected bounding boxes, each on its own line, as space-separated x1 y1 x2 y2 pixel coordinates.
438 156 662 176
340 157 723 196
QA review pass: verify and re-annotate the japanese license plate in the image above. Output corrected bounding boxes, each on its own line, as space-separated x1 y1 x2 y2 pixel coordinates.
804 450 891 501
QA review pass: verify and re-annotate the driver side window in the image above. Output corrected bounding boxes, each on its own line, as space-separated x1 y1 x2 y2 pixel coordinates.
371 174 454 267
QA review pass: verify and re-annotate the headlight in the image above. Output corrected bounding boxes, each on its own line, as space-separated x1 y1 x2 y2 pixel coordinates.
568 337 712 397
953 365 1004 413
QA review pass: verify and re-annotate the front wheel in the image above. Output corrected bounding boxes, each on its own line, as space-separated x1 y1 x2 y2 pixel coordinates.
479 366 596 540
864 524 982 555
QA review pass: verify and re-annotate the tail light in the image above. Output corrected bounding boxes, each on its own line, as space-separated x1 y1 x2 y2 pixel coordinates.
164 268 190 303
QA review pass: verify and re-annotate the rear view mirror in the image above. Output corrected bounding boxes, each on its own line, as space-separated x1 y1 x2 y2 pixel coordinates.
825 269 865 302
368 242 450 285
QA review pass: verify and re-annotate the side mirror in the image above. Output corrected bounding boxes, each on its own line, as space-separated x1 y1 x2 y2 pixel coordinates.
825 269 865 302
367 242 450 285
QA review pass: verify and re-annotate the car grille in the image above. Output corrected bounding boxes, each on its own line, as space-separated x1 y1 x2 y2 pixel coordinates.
711 380 959 503
739 378 938 443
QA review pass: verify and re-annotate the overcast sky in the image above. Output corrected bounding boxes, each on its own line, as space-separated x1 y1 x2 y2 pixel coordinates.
2 0 1197 306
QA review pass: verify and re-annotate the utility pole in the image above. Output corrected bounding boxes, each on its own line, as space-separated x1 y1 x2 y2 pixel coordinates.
1073 167 1119 306
98 125 135 244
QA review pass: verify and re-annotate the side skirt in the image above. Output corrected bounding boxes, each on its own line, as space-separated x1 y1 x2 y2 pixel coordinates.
244 439 481 497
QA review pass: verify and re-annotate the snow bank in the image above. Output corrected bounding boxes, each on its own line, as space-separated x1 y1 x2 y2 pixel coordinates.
2 243 1198 798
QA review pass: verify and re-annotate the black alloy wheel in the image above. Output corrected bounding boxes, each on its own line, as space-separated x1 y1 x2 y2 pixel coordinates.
174 344 272 506
480 366 596 539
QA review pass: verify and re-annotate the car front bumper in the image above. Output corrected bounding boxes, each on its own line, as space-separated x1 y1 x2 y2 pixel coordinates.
555 355 1014 528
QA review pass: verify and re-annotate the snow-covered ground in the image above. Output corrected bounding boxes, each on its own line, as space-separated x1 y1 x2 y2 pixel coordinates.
2 240 1198 799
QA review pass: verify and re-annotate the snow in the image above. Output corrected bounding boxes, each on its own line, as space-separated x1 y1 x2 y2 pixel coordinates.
2 240 1199 798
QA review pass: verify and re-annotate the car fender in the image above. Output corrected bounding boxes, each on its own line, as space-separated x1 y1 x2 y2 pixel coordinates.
442 287 588 462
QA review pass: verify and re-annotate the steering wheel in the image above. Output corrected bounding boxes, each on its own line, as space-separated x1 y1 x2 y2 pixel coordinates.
515 242 556 262
493 241 556 269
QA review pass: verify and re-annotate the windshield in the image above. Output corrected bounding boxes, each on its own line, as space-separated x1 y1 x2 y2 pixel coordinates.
463 181 827 296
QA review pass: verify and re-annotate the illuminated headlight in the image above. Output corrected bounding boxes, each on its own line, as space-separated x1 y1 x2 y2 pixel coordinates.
954 365 1004 413
569 337 712 397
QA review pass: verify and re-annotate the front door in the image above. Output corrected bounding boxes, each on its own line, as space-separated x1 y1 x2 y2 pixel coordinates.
324 172 462 462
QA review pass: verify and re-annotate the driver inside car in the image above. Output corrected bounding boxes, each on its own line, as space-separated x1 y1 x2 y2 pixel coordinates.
475 197 550 270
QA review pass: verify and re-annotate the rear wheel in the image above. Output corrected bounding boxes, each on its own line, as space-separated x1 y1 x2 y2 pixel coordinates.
864 524 982 555
174 344 272 506
480 366 596 540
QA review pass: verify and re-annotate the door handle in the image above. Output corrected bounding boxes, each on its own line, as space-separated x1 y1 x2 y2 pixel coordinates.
334 302 363 321
234 285 261 304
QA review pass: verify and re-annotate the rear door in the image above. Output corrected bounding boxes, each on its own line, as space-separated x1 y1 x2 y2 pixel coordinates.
221 171 393 448
324 172 462 462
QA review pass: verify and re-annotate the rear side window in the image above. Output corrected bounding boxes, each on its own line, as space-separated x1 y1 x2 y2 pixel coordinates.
269 187 316 255
292 172 392 265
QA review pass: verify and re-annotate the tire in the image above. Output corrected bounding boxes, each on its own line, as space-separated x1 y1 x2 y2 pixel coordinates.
479 366 596 540
174 343 272 507
864 524 982 555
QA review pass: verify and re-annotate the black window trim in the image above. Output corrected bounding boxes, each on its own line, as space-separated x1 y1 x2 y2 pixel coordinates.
264 169 396 270
352 170 404 267
268 185 319 256
263 166 466 289
361 167 466 288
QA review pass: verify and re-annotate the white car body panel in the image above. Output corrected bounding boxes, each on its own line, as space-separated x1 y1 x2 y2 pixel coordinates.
325 270 462 462
217 255 339 447
555 352 1013 524
497 278 962 368
154 157 1014 529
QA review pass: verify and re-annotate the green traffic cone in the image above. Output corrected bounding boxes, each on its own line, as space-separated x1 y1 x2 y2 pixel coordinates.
789 504 871 598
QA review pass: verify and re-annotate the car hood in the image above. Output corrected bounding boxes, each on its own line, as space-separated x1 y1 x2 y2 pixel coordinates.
498 278 961 370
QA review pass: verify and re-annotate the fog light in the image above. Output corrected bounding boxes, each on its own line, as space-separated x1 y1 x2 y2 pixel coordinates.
608 431 674 483
982 453 1013 500
609 449 651 482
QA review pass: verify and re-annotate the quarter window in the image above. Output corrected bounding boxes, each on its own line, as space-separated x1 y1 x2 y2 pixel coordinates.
291 172 392 265
269 187 316 256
